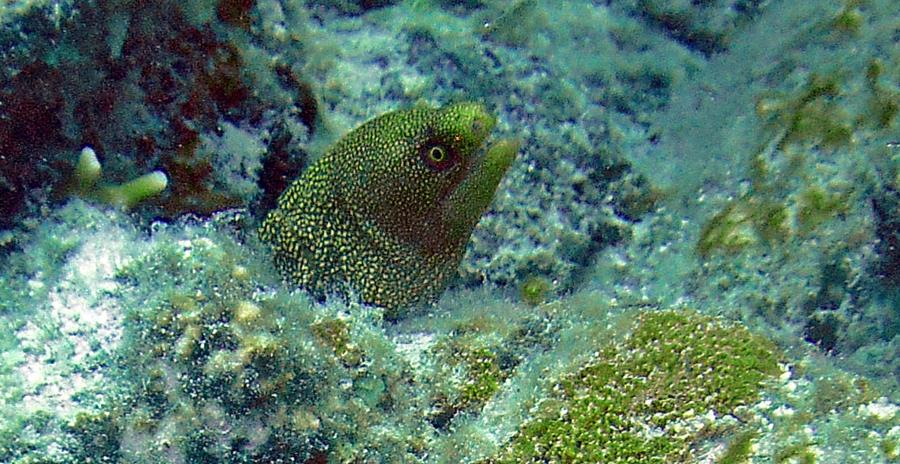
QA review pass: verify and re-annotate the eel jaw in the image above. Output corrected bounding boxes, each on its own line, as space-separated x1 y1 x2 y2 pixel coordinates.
443 138 519 244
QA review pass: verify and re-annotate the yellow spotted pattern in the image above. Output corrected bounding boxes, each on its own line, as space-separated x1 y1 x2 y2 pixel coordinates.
259 102 508 318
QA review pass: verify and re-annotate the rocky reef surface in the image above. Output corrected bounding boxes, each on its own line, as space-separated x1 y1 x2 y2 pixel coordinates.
0 0 897 462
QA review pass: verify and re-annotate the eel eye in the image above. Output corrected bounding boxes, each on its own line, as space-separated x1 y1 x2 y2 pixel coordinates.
428 146 446 163
421 143 454 171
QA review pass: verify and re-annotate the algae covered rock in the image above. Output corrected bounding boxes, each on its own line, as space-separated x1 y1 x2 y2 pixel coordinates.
486 310 780 463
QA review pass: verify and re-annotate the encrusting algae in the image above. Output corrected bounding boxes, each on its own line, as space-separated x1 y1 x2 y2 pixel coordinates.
259 102 518 318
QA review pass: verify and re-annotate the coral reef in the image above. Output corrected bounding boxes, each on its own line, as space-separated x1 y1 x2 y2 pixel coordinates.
1 198 897 463
0 207 429 462
686 0 899 364
0 201 791 463
483 310 780 463
0 0 315 230
0 0 898 463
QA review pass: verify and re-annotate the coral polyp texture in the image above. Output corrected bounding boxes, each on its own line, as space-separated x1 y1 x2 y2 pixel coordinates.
484 310 780 463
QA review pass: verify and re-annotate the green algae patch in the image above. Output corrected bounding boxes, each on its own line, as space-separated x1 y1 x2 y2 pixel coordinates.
486 310 780 463
519 275 553 306
697 25 898 259
428 334 507 426
406 291 559 434
718 429 757 464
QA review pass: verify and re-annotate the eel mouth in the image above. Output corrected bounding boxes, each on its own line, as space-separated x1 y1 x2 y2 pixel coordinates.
444 137 520 238
472 138 519 190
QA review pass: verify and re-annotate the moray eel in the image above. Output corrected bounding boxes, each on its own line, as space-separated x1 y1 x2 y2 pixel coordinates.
259 102 517 318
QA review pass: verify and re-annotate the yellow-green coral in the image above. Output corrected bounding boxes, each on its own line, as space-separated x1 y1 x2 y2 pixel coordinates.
70 146 168 209
259 103 518 317
486 310 780 463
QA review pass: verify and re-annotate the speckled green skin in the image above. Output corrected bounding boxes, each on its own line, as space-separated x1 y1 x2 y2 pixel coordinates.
259 102 516 317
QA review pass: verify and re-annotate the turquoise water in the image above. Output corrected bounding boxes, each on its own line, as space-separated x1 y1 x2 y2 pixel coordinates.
0 0 897 462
